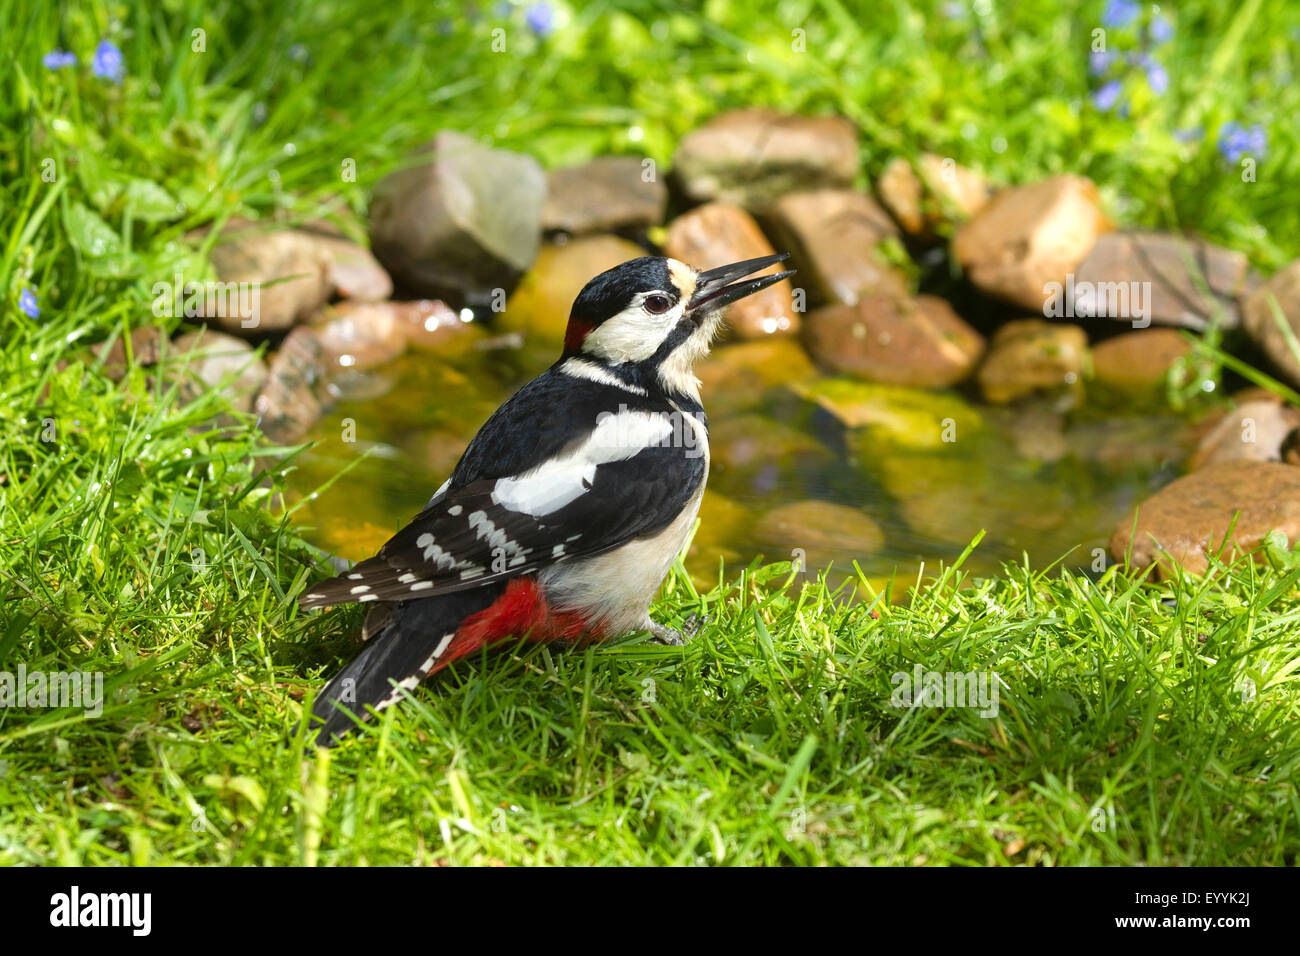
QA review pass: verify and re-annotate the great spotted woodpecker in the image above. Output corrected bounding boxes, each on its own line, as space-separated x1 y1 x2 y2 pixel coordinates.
301 253 794 744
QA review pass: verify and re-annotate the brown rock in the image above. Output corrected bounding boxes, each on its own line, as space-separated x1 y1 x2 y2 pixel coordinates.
1075 232 1251 330
93 326 168 381
697 337 817 390
1243 260 1300 387
976 319 1088 404
541 156 667 235
877 157 925 235
915 153 993 224
803 294 983 387
1091 328 1192 393
663 202 797 339
391 300 482 355
306 233 393 302
169 330 268 412
1109 462 1300 578
253 327 329 443
763 189 906 306
312 302 410 371
369 131 546 303
204 229 332 334
752 500 885 569
1187 400 1300 471
953 175 1111 311
672 109 858 210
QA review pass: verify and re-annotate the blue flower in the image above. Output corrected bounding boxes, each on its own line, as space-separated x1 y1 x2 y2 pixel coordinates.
1091 79 1123 112
1150 14 1173 44
19 288 39 319
1101 0 1139 28
524 2 555 35
1088 50 1116 77
42 50 77 70
91 40 124 83
1141 56 1168 94
1217 122 1266 163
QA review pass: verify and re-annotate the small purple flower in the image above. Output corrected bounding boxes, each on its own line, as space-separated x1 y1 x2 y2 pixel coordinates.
1101 0 1139 28
1141 56 1169 94
1091 79 1123 112
42 49 77 70
1218 122 1267 163
524 2 555 35
91 40 124 83
1150 14 1173 44
1088 50 1116 77
19 288 39 319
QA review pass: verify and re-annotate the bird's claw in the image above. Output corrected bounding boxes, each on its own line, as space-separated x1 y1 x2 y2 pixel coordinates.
647 613 709 646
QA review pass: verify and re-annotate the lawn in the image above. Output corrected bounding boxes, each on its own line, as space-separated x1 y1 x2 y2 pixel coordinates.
1 0 1298 865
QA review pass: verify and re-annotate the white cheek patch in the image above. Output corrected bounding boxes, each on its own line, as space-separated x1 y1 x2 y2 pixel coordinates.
491 410 674 516
582 299 685 363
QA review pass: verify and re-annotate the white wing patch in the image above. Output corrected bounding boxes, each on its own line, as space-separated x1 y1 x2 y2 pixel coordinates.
490 410 675 517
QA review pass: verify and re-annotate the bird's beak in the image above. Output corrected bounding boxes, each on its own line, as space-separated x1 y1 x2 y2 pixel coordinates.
686 253 795 321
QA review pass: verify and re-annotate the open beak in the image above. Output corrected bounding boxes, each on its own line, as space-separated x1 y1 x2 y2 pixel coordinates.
686 253 795 321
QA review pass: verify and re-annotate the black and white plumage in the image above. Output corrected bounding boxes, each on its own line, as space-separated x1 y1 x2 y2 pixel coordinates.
302 253 794 744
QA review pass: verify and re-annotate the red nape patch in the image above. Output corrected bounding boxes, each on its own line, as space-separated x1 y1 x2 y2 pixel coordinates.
563 318 594 355
439 577 596 668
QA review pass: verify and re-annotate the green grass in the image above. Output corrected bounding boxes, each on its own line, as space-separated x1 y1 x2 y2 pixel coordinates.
2 0 1299 865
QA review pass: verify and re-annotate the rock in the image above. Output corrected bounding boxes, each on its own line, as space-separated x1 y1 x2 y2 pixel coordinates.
306 232 393 302
1075 232 1251 330
709 414 835 478
697 338 817 414
762 189 906 306
1063 415 1191 474
953 175 1111 311
791 378 983 451
92 326 168 381
1090 328 1192 393
311 302 410 371
685 491 750 583
204 229 332 334
663 202 798 338
877 158 925 235
369 131 546 303
253 327 329 443
752 500 884 569
1109 462 1300 578
976 319 1088 404
1243 260 1300 387
391 300 482 355
541 156 667 235
802 293 983 387
169 330 268 412
672 109 858 210
502 235 647 343
878 154 993 236
1187 400 1300 471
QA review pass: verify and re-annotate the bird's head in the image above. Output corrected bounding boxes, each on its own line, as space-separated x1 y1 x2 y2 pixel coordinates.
562 254 793 399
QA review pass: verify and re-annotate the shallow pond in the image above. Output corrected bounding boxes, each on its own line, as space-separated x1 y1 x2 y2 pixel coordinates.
284 330 1195 593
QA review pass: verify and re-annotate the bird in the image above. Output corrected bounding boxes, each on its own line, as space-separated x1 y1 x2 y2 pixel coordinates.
301 252 794 744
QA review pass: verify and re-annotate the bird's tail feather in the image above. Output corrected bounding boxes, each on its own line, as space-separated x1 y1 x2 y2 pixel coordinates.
310 586 503 746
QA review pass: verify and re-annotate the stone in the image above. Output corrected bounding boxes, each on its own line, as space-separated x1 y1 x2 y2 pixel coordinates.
953 175 1111 312
169 330 268 412
541 156 667 235
1075 232 1251 331
877 157 925 235
762 189 906 306
1109 462 1300 578
878 154 993 236
306 232 393 302
976 319 1088 404
253 327 329 443
709 413 835 478
791 378 983 451
752 500 885 569
1090 328 1192 393
1243 260 1300 387
663 202 797 339
802 293 983 387
369 130 546 303
204 229 332 334
312 302 410 371
672 109 858 210
391 299 482 355
502 235 647 343
1187 400 1300 471
93 326 168 381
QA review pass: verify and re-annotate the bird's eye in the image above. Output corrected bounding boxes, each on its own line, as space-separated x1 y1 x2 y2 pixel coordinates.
643 294 672 314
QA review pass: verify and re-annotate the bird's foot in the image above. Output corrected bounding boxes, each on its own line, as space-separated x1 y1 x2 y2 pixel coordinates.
646 613 709 646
